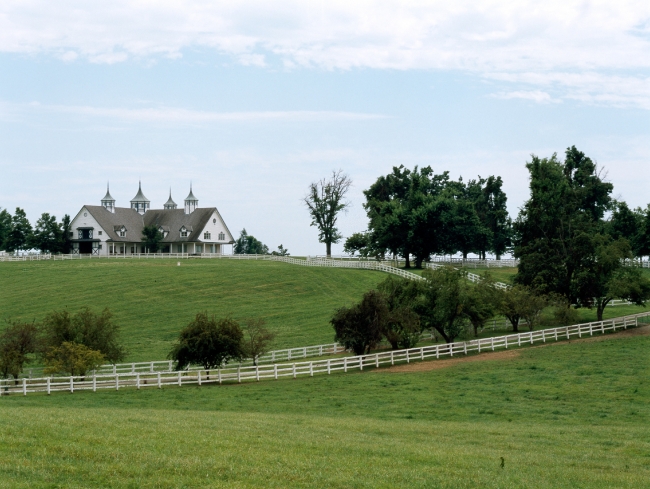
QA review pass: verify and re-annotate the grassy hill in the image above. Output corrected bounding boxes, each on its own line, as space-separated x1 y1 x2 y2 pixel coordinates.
1 328 648 488
0 259 384 361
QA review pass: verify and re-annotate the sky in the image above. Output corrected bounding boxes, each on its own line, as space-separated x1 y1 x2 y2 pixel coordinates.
0 1 649 256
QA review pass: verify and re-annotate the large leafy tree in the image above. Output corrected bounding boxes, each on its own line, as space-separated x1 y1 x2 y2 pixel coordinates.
472 176 513 259
0 321 39 382
31 212 62 253
0 208 11 250
514 147 613 303
141 224 164 253
234 228 269 255
169 313 245 370
331 290 388 355
636 205 650 260
573 236 650 320
304 170 352 257
4 207 33 253
57 214 73 254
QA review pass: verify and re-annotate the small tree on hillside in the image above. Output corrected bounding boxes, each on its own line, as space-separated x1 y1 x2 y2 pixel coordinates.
5 207 32 253
0 321 39 383
463 274 498 337
41 307 125 363
141 225 164 253
242 319 275 366
44 342 105 377
31 212 62 253
497 285 542 332
377 276 422 349
331 290 387 355
304 170 352 257
169 313 245 370
0 208 13 251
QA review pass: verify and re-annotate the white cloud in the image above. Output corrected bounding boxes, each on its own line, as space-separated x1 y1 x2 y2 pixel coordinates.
492 90 558 104
0 1 649 108
15 103 388 124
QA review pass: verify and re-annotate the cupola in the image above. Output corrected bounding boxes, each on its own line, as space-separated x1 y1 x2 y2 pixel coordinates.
164 188 177 210
184 183 198 214
101 182 116 213
130 181 150 215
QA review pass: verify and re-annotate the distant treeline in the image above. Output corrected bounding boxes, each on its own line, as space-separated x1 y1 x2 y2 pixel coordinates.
0 209 72 253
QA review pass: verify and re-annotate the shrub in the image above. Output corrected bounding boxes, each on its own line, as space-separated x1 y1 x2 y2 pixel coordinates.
331 290 388 355
0 321 39 383
44 342 105 377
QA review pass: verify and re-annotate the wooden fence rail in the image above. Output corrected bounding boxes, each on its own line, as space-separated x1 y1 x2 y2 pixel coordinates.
4 311 648 396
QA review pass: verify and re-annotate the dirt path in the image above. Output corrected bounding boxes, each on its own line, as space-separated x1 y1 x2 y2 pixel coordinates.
382 324 650 374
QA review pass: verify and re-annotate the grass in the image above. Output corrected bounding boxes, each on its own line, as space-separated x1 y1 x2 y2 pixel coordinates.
0 331 648 488
0 259 384 361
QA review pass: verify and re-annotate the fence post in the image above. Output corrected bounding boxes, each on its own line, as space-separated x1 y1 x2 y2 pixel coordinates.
218 368 222 384
376 354 380 368
491 337 495 351
274 364 278 379
406 350 410 363
309 362 313 377
344 357 347 373
542 330 546 343
391 351 395 365
292 363 296 379
237 366 241 383
530 332 533 344
319 345 323 356
478 340 481 353
150 362 154 373
256 365 260 381
93 375 97 392
566 327 570 340
23 377 27 396
136 373 140 389
157 372 161 388
131 363 135 373
47 377 51 395
116 374 119 390
360 356 363 371
113 364 117 375
178 371 182 387
169 360 173 371
464 343 467 355
326 360 331 375
505 337 508 349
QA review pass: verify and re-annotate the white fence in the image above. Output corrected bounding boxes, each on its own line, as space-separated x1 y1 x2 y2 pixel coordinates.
3 311 648 396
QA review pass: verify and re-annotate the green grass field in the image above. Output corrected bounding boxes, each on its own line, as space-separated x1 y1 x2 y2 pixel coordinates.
0 259 383 361
1 329 648 488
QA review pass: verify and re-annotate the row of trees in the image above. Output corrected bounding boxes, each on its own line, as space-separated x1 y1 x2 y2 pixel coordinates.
234 228 289 256
331 262 650 355
343 167 512 267
0 208 72 253
0 308 125 381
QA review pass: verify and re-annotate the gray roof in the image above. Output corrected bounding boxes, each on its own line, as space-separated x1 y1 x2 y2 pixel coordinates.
83 206 235 243
164 190 177 207
102 185 115 202
185 186 198 202
130 183 150 203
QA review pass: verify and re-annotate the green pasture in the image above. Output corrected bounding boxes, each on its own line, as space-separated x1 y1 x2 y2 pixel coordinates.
1 330 648 488
0 259 383 361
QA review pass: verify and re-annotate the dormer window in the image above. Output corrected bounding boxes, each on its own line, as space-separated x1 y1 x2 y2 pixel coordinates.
218 232 225 241
118 226 126 237
180 226 188 238
159 227 168 238
204 232 211 240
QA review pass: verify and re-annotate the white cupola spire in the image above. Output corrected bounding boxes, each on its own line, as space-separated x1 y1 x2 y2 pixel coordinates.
101 182 116 213
130 181 150 215
164 188 178 210
184 183 198 214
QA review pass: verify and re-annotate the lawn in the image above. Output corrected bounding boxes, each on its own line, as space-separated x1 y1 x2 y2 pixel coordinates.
0 259 384 361
1 330 648 488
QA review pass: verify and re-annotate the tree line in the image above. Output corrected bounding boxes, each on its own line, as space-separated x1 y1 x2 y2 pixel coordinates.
0 208 72 254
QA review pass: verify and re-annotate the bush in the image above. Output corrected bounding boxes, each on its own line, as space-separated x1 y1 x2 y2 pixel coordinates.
169 313 245 370
44 342 105 377
242 319 275 366
41 307 125 363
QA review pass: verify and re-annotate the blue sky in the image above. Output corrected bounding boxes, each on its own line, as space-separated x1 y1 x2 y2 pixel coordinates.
1 1 649 255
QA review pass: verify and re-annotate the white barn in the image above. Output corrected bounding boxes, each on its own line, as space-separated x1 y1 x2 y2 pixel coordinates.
69 183 235 256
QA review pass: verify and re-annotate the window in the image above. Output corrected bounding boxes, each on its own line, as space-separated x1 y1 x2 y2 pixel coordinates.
180 228 188 237
130 247 135 254
98 231 103 236
98 244 102 249
204 232 211 240
218 232 225 241
196 245 203 253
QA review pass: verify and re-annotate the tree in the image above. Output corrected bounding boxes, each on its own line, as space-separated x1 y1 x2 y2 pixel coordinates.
141 224 163 253
462 274 498 337
497 285 541 332
331 290 387 355
415 267 470 343
0 321 39 383
169 313 245 370
343 232 371 257
242 318 275 366
31 212 62 253
637 205 650 260
271 244 290 256
0 208 11 250
519 293 547 331
41 307 125 364
607 201 641 250
304 170 352 257
573 236 650 320
234 229 269 255
57 214 73 254
514 147 613 303
4 207 32 253
473 176 513 259
377 276 422 349
43 342 105 377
